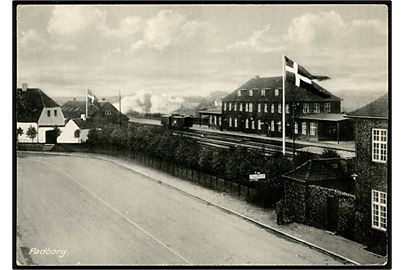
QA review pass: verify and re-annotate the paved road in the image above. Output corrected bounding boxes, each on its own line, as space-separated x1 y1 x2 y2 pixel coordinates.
17 154 341 266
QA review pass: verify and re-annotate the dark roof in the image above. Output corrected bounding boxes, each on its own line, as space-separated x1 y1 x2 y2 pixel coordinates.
198 107 222 115
222 76 341 102
347 93 388 119
61 100 99 119
282 158 349 183
17 88 61 122
71 118 96 129
298 113 348 122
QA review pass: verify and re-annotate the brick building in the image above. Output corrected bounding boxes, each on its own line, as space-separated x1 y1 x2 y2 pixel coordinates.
346 93 389 256
221 75 352 141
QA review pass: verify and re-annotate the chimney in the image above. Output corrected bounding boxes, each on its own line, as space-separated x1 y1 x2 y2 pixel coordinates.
22 83 28 91
81 114 86 121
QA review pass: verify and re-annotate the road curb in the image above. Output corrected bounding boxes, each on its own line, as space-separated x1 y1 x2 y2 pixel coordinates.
18 151 360 265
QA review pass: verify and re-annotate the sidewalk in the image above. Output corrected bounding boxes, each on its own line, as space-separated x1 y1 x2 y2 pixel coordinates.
20 151 386 266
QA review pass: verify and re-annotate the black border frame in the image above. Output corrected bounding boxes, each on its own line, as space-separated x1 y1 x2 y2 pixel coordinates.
12 1 392 269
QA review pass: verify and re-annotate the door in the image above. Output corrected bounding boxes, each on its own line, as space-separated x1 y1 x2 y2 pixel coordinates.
45 130 57 144
326 195 338 232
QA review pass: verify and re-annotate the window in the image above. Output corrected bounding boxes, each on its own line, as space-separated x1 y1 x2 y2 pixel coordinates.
219 117 222 126
240 103 243 112
303 103 310 114
302 122 307 134
314 103 320 113
324 103 331 113
294 122 299 134
271 104 275 113
209 116 213 125
234 103 237 111
237 90 241 97
310 122 317 136
372 190 387 231
275 89 279 96
245 103 249 112
258 103 261 113
224 103 227 111
271 120 275 131
249 103 253 112
214 116 217 125
234 118 238 128
372 129 388 163
258 120 262 130
277 121 282 132
249 89 253 96
47 110 51 117
278 103 282 114
229 117 233 127
264 104 268 113
286 104 290 114
245 120 249 129
261 89 265 96
252 120 255 129
229 102 232 111
105 110 112 116
54 110 57 117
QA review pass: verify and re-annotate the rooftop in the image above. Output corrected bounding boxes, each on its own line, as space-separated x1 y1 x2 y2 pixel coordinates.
198 107 222 115
298 113 348 122
17 88 61 122
347 93 388 119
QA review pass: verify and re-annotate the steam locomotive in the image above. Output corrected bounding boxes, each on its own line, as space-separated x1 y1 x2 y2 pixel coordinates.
161 114 193 130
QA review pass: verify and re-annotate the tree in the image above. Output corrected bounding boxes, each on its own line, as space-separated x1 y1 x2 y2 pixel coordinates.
320 148 342 159
17 127 24 142
53 126 62 138
74 129 81 143
26 126 37 143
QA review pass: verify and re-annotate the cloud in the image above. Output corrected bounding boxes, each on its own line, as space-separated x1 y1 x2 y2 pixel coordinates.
226 24 282 53
100 16 144 39
19 28 41 47
47 6 106 36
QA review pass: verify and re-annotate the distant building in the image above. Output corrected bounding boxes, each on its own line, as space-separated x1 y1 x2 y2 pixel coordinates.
58 118 95 143
198 107 222 129
346 93 389 256
61 99 129 128
16 84 65 143
221 76 353 141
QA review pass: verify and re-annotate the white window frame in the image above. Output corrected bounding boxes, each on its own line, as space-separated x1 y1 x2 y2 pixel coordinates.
245 119 249 129
324 103 331 113
234 118 238 128
234 103 238 111
275 89 279 96
264 104 268 113
372 128 388 163
219 117 222 126
209 116 213 125
252 120 255 130
271 104 275 113
249 89 253 96
303 103 310 114
214 116 217 125
278 103 282 114
261 89 265 96
229 102 232 111
372 190 387 231
240 103 243 112
229 117 232 127
277 121 282 132
245 103 249 112
302 122 307 134
294 122 299 134
105 110 112 116
310 122 317 136
237 90 241 97
224 102 227 111
249 103 253 112
314 103 320 113
271 120 275 131
286 104 290 114
258 103 261 113
258 119 262 130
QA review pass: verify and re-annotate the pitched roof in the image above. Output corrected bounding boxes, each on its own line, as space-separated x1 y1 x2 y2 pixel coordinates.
16 88 60 122
198 107 222 115
222 76 341 102
282 158 349 183
298 113 348 122
347 93 388 119
61 100 99 119
71 118 96 129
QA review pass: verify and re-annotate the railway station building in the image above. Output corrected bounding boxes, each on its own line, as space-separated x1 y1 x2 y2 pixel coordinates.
221 75 353 142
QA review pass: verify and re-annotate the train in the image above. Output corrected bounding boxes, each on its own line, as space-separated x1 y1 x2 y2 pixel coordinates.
161 114 193 130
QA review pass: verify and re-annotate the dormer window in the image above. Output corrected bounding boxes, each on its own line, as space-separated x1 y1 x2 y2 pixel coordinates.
237 90 241 97
224 102 227 111
275 89 279 96
261 89 265 96
105 110 112 116
249 90 253 96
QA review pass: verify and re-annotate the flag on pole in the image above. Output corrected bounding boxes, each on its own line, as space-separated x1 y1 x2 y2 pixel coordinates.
87 89 98 105
284 56 330 88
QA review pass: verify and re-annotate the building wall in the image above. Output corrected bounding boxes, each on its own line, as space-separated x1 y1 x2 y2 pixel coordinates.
17 122 39 143
57 120 90 143
207 114 222 129
353 118 388 254
38 107 65 127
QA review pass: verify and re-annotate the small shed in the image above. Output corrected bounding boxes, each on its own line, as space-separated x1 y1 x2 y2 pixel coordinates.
198 107 222 129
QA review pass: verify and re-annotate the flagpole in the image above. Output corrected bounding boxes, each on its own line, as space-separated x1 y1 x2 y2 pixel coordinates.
85 89 88 119
282 54 286 156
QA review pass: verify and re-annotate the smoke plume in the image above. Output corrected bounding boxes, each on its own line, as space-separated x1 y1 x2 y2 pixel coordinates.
114 90 184 114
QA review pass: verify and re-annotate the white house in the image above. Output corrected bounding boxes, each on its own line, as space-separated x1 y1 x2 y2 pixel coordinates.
58 118 93 143
17 84 65 143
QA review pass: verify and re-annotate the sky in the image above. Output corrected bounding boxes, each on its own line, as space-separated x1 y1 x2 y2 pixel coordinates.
16 4 389 100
